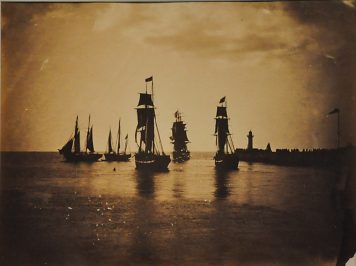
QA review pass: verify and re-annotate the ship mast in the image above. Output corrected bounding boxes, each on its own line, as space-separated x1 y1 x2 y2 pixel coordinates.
117 119 121 154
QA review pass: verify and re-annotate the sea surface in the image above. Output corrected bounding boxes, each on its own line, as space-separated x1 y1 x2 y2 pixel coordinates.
0 152 344 265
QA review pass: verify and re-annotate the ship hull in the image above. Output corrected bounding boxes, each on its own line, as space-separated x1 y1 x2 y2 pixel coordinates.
214 152 239 170
60 152 102 162
104 153 131 162
135 153 171 171
173 151 190 163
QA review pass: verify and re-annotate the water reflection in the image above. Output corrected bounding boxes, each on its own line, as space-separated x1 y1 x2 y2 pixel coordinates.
135 171 155 198
214 170 232 199
130 191 157 263
173 175 185 199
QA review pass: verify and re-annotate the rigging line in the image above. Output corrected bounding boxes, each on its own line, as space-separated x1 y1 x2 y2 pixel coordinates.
229 135 235 151
154 113 165 155
227 135 233 153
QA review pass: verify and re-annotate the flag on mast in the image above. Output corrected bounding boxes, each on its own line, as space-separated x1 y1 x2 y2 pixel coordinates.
145 76 153 82
219 96 226 103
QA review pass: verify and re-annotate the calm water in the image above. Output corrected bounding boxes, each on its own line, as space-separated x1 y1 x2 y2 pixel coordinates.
0 152 343 265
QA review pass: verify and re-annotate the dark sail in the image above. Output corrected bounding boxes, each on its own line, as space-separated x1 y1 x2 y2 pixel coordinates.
74 116 80 153
107 130 113 153
59 138 73 155
117 120 121 154
171 111 190 152
124 134 128 153
137 93 154 107
59 115 102 162
172 121 188 151
137 108 155 128
215 108 229 152
216 106 227 117
171 110 190 163
136 106 155 153
87 126 95 152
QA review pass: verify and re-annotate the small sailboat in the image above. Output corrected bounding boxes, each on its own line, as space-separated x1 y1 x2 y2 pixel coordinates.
214 97 239 170
104 119 131 161
134 76 171 171
170 110 190 162
59 115 102 162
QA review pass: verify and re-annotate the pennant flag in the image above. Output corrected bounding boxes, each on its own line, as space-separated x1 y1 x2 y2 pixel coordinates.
125 134 128 139
328 108 339 115
219 96 226 103
174 110 179 118
145 76 153 82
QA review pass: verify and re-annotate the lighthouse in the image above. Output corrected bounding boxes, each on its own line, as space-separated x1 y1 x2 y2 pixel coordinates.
247 130 254 151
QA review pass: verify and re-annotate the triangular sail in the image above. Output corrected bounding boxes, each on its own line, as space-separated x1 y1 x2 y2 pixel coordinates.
60 138 74 154
74 116 80 153
87 126 95 152
107 130 113 153
117 120 121 154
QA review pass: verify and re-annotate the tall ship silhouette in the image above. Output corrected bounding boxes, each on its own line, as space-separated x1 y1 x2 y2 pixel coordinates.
134 76 171 170
104 119 131 161
214 97 239 169
170 110 190 162
59 115 102 162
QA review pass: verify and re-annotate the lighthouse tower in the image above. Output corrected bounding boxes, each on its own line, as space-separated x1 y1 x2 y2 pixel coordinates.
247 130 254 151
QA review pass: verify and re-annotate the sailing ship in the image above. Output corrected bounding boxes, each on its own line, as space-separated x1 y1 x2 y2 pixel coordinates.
59 115 102 162
104 119 131 161
214 97 239 170
170 110 190 162
134 76 171 170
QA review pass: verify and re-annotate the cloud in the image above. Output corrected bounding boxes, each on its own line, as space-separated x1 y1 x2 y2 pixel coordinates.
284 1 356 145
143 3 309 64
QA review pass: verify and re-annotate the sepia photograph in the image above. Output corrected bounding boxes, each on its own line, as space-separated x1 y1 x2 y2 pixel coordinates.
1 1 355 265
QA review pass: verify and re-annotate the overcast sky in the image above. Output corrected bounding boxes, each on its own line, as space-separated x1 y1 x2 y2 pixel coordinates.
2 1 355 151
